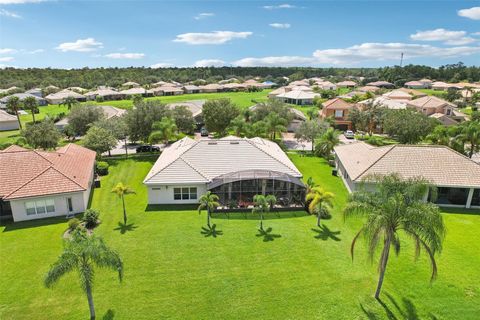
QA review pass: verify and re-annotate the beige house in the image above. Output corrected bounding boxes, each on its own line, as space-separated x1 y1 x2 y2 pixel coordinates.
45 89 86 104
276 90 319 105
404 81 428 89
0 110 19 131
84 88 125 101
407 96 467 123
382 89 413 101
199 84 224 93
336 81 357 88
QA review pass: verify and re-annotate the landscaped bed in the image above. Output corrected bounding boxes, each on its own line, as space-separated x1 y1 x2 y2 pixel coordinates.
0 154 479 319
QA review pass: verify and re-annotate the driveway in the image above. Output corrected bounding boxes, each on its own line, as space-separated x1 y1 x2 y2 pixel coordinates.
102 140 164 156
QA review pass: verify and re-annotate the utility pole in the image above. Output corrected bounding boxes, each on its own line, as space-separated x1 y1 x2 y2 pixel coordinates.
400 52 404 67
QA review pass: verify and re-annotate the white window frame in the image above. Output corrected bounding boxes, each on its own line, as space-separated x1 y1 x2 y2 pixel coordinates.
173 187 198 200
334 110 344 118
25 198 55 215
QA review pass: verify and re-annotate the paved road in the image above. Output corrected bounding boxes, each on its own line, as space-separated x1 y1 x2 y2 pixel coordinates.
102 140 164 156
281 132 356 151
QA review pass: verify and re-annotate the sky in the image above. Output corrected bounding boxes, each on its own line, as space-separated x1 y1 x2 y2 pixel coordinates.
0 0 480 69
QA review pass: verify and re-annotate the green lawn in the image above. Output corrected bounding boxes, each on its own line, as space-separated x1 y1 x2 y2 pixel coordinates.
0 154 479 319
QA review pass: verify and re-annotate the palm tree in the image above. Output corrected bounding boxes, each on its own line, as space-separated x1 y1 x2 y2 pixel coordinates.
426 125 451 146
252 194 276 231
456 121 480 158
198 191 220 228
23 96 39 123
111 182 136 225
45 230 123 320
61 96 79 110
344 174 445 299
306 108 318 121
229 116 248 137
6 96 22 129
315 127 340 158
306 186 334 227
265 113 287 140
149 117 178 145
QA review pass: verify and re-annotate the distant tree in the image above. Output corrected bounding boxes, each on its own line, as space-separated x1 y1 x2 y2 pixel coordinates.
382 109 437 144
68 105 104 136
426 125 452 146
252 194 276 231
61 96 79 110
246 121 268 138
315 127 341 158
306 186 334 227
6 96 22 129
83 126 118 156
456 120 480 158
250 99 292 123
172 105 195 134
23 96 39 123
149 117 178 145
202 99 240 136
444 88 461 102
22 120 61 150
306 108 318 120
294 120 328 152
45 230 123 320
124 101 170 143
264 112 288 140
111 182 136 225
229 116 249 137
198 191 220 228
94 117 129 158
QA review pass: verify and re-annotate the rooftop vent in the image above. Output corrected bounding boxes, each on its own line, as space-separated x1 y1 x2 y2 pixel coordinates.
208 142 218 145
230 141 240 145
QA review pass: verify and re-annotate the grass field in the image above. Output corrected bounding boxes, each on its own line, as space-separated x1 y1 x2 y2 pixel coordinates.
0 154 479 319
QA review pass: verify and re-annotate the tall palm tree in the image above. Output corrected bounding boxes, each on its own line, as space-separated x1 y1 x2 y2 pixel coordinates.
149 117 178 145
344 174 445 299
23 96 39 123
456 121 480 158
252 194 276 231
306 186 334 227
61 96 79 110
265 113 287 140
198 191 220 228
6 96 22 129
45 230 123 320
111 182 136 225
315 127 340 158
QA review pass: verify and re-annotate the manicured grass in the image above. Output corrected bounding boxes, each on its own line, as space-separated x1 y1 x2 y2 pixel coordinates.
0 154 479 319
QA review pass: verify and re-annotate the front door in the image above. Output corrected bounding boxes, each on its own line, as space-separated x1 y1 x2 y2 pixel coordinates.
67 197 73 213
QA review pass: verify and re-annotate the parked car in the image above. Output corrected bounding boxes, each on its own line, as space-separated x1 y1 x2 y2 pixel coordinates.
344 130 355 139
136 145 160 153
200 127 209 137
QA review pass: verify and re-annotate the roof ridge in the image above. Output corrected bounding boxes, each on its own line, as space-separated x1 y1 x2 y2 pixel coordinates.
180 157 210 180
352 144 396 181
246 138 300 175
4 166 52 199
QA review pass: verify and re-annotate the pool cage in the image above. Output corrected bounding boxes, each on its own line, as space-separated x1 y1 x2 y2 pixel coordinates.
207 170 306 209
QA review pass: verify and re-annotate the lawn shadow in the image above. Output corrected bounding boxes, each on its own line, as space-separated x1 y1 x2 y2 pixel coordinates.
256 227 282 242
213 210 308 220
311 225 341 241
200 224 223 238
113 222 138 234
145 204 198 212
1 216 70 232
360 293 435 320
102 309 115 320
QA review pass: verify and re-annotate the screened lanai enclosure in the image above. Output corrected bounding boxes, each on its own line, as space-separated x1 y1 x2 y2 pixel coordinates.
207 170 306 209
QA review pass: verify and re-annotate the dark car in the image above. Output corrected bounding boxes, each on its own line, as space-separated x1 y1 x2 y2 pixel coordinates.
136 145 160 153
200 127 209 137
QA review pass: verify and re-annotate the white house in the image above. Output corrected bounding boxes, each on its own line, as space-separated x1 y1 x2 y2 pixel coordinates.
0 110 20 131
0 144 96 222
144 137 305 207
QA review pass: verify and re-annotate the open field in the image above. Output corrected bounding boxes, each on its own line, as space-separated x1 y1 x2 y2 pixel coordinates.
0 153 478 319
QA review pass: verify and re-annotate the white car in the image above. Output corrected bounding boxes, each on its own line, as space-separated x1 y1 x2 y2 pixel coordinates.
344 130 355 139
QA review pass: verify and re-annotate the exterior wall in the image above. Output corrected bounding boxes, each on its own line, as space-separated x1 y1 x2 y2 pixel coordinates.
147 184 207 204
10 192 87 222
335 157 357 192
0 120 20 131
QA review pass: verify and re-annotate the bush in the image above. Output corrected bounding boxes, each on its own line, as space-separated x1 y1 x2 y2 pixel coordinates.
96 161 109 175
68 218 81 231
83 209 100 229
95 95 104 103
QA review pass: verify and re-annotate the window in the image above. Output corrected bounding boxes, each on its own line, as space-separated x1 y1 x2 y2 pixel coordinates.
334 110 344 118
173 187 197 200
25 199 55 215
67 198 73 212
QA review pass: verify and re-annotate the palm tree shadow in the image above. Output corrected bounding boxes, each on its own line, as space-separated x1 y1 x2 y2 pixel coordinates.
360 293 430 320
256 227 282 242
200 224 223 238
311 225 341 241
113 222 138 234
102 309 115 320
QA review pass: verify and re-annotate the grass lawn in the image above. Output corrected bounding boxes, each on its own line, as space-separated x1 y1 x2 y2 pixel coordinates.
0 154 479 319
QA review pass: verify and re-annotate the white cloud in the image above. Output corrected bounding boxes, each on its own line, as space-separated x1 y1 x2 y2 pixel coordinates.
150 62 174 68
105 53 145 59
0 0 44 3
173 31 252 45
472 32 480 36
0 8 21 18
0 48 16 54
194 12 214 20
233 56 315 67
194 59 226 67
458 7 480 20
26 48 44 54
55 38 103 52
0 57 14 62
263 4 296 10
410 28 475 45
269 23 291 29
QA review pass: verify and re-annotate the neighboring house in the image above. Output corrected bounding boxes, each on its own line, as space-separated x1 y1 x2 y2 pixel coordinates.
122 81 140 88
182 85 201 94
382 89 413 101
119 87 153 97
223 83 247 91
404 81 427 89
152 86 184 96
289 80 310 87
334 141 480 209
143 136 305 207
431 81 449 91
0 93 47 106
276 90 319 105
407 96 467 123
45 89 86 104
0 110 20 131
316 81 337 90
366 81 395 88
320 98 355 130
166 100 205 127
25 88 43 97
268 87 288 98
358 85 381 93
199 84 224 93
84 88 125 101
419 79 433 88
55 105 126 130
249 104 307 132
0 144 96 222
358 96 407 110
336 81 357 88
397 87 427 98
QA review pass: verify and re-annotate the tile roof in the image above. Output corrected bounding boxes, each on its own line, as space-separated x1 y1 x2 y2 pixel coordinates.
0 110 18 122
407 96 455 109
322 98 353 110
334 141 480 188
144 137 302 185
0 144 96 200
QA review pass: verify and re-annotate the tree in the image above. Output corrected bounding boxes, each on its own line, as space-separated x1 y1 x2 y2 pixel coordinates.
83 126 118 156
44 230 123 320
149 117 178 145
382 109 437 144
172 105 195 134
229 116 249 137
22 120 61 150
444 88 461 102
94 117 129 158
306 186 334 227
6 96 22 130
344 174 445 299
456 120 480 158
250 99 292 123
426 125 451 146
202 99 240 136
68 105 104 136
23 96 39 123
198 191 220 228
61 96 79 110
252 194 276 231
306 108 318 121
294 120 328 152
124 101 170 142
111 183 136 225
264 112 287 140
315 127 340 158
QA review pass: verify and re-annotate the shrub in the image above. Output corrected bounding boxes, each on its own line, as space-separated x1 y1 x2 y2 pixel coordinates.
95 95 104 103
96 161 109 176
83 209 100 229
68 218 81 231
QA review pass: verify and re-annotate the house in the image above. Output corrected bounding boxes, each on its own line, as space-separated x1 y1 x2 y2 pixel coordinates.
358 96 407 110
316 81 337 90
143 136 305 207
45 89 86 104
122 81 140 88
249 104 307 132
166 100 205 127
0 144 96 222
419 79 433 87
0 110 20 131
182 85 200 94
407 96 467 123
276 90 319 105
199 84 224 93
289 80 310 87
397 87 427 98
358 85 381 93
336 81 357 88
382 89 413 101
334 142 480 209
55 105 126 130
223 83 247 91
431 81 449 91
25 88 43 97
0 93 47 106
268 87 288 98
152 86 184 96
84 88 125 101
366 81 395 88
320 98 355 130
404 81 427 89
119 87 152 97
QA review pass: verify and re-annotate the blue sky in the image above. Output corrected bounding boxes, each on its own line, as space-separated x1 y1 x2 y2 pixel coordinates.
0 0 479 69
